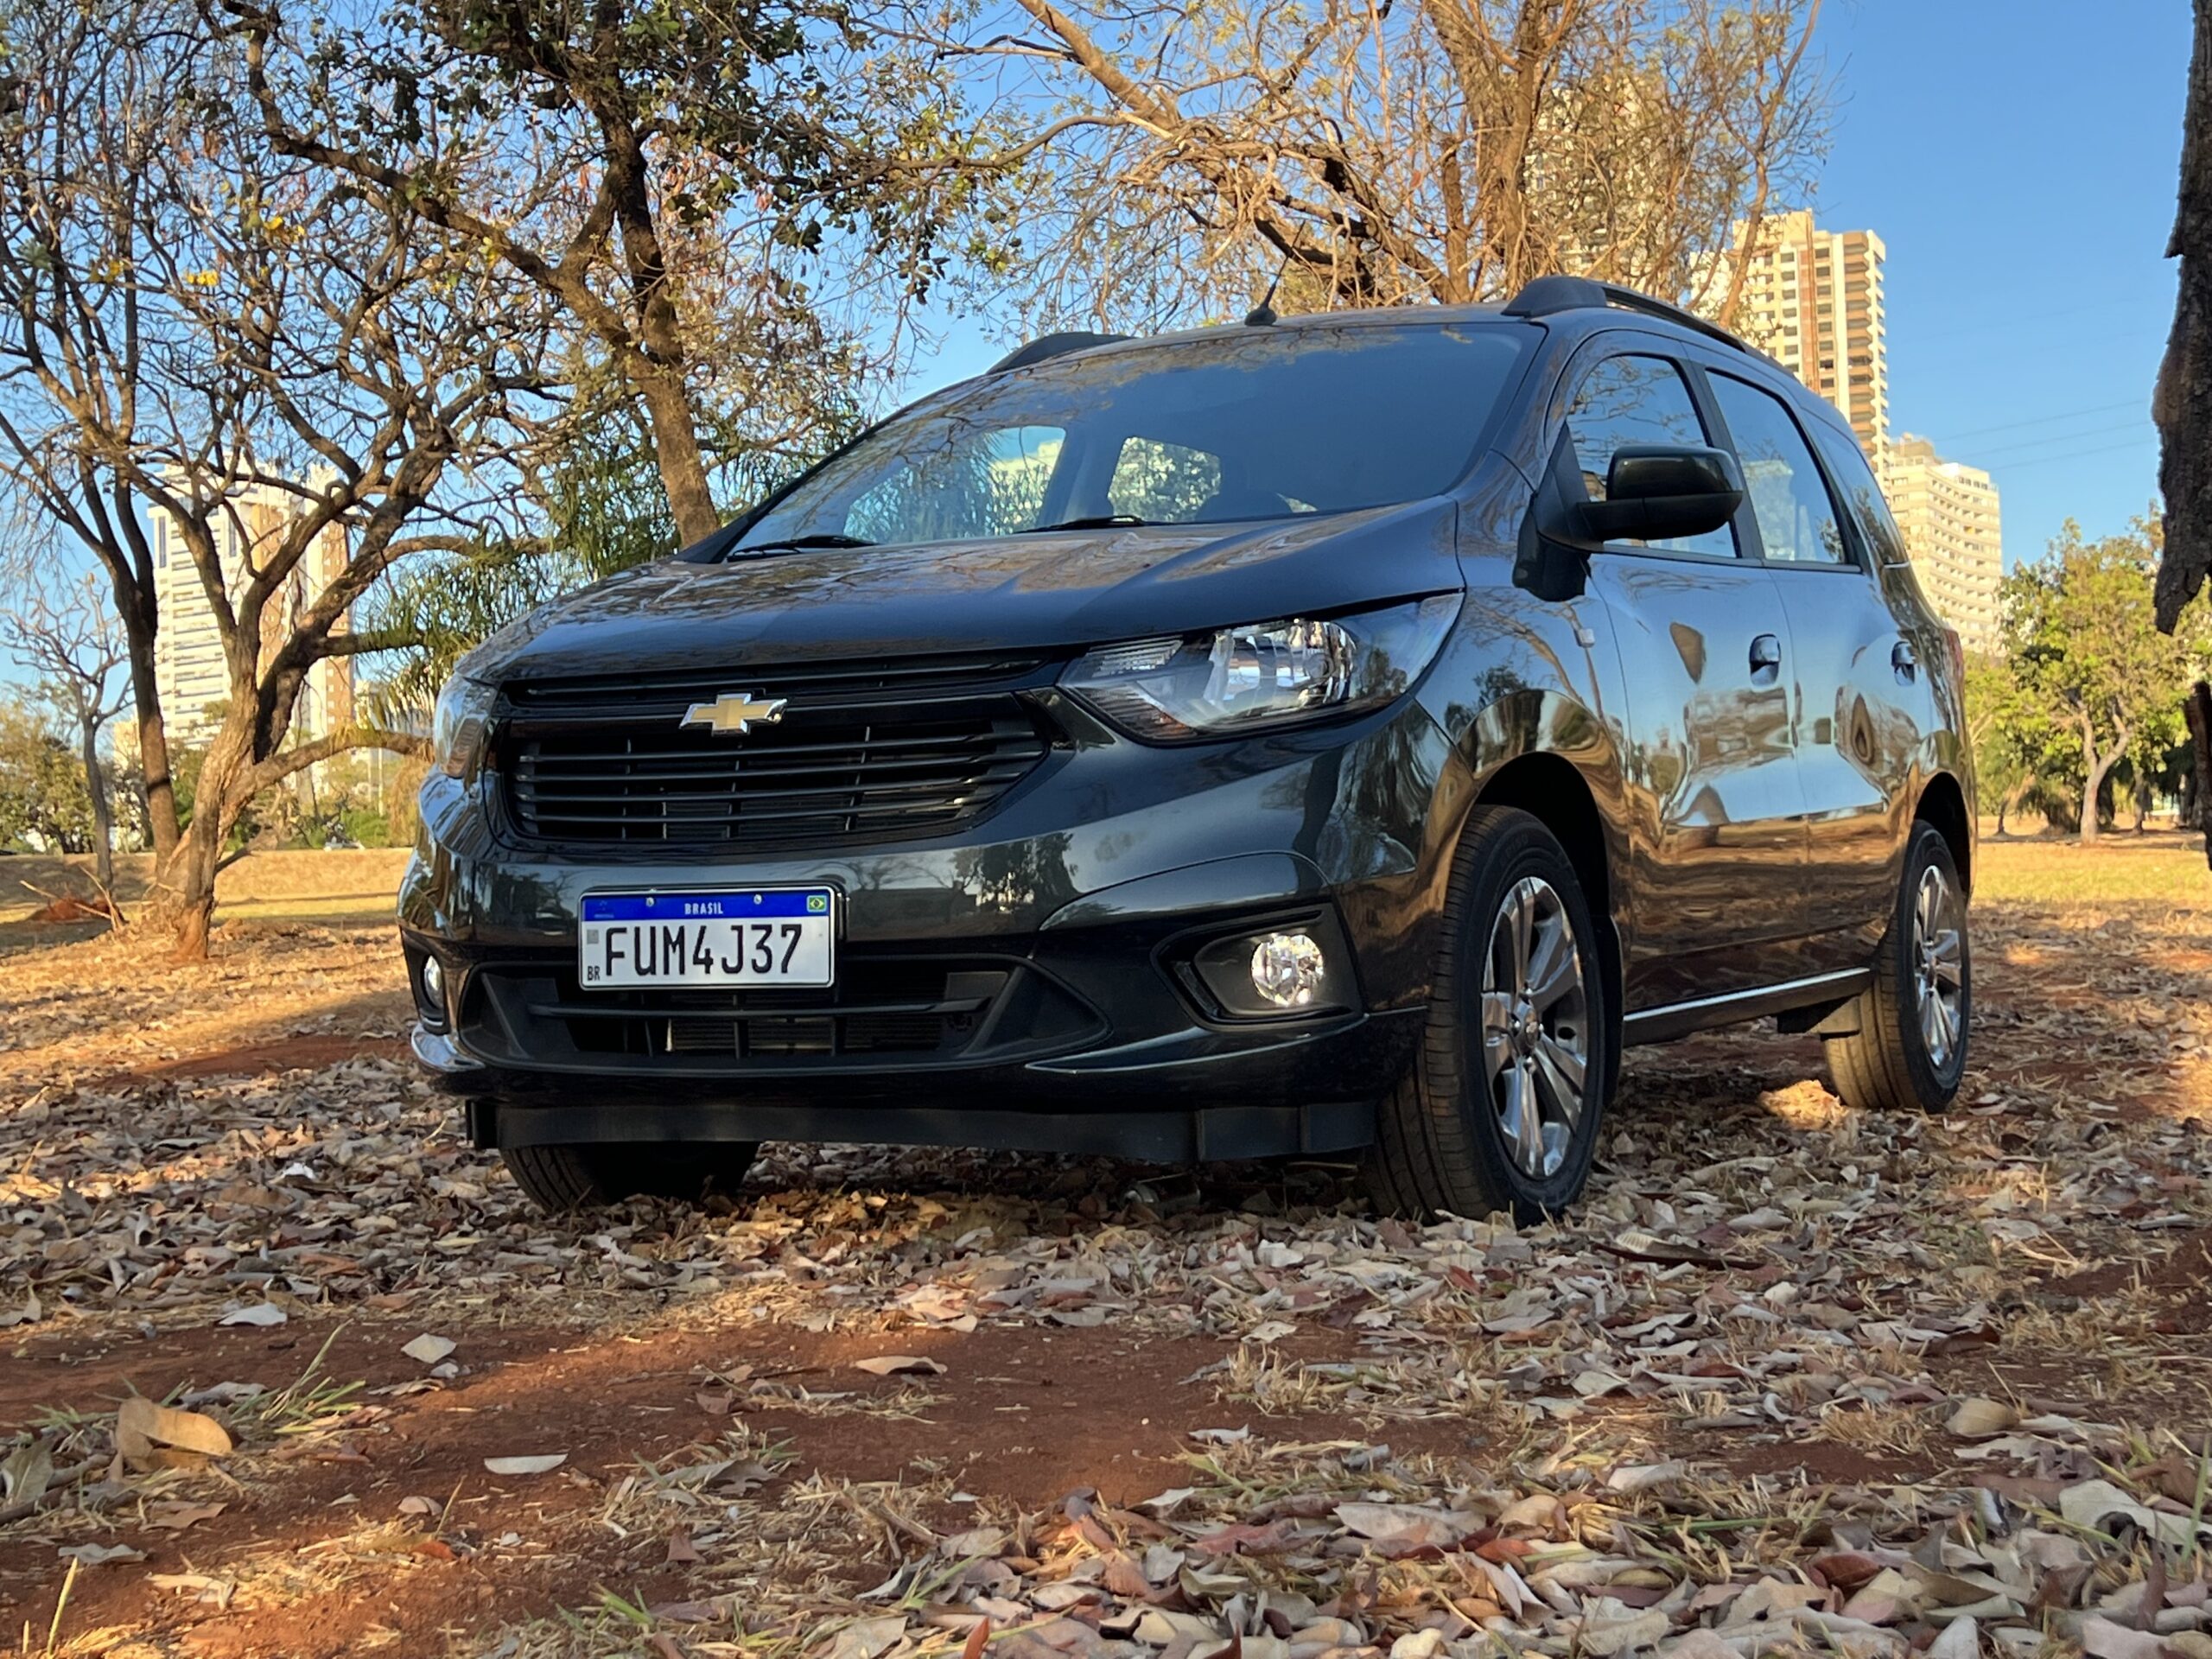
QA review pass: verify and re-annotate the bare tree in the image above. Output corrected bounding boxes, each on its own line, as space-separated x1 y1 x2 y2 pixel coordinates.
0 0 552 955
959 0 1828 329
1 564 129 886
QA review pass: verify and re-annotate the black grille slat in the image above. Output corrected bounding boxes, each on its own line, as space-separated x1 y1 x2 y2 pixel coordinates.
498 658 1053 848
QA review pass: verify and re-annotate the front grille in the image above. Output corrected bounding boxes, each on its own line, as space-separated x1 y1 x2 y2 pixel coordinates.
496 656 1053 848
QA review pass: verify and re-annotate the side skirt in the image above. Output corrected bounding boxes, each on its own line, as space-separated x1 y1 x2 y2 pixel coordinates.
1621 968 1872 1047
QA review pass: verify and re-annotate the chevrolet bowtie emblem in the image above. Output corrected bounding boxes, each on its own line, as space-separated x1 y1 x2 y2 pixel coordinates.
681 691 789 735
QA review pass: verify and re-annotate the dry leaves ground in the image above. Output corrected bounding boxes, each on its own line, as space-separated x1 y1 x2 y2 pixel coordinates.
1 837 2209 1659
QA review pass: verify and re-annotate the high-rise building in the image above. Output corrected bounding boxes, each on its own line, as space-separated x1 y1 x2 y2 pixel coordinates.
1697 209 1890 475
149 478 353 747
1884 435 2004 655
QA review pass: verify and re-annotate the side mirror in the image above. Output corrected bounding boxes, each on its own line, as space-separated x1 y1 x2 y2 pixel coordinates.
1580 446 1745 543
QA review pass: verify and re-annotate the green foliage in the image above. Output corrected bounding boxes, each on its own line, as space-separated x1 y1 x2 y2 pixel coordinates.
0 695 94 851
1987 514 2212 839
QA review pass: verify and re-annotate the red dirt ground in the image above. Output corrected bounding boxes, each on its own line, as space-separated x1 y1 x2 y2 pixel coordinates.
0 1299 1484 1656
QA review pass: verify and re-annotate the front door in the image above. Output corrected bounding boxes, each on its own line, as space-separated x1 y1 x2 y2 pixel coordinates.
1561 346 1806 1009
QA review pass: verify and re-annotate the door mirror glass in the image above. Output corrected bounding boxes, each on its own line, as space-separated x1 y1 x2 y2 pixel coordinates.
1582 445 1745 543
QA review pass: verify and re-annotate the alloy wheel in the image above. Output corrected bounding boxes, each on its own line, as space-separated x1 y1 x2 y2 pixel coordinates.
1912 863 1966 1070
1479 875 1590 1178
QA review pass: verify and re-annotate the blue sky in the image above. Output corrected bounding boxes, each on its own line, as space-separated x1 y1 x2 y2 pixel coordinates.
899 0 2189 572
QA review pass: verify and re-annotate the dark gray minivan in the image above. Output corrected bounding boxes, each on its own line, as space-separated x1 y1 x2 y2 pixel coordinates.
400 276 1974 1220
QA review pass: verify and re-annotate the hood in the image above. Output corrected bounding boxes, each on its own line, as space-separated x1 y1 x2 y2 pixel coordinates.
464 497 1463 683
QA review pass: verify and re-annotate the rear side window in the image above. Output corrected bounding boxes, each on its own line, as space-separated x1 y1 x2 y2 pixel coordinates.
1808 422 1909 565
1709 375 1850 565
1564 355 1736 558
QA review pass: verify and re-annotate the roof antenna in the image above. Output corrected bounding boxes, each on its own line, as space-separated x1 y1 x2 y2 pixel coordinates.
1243 247 1293 327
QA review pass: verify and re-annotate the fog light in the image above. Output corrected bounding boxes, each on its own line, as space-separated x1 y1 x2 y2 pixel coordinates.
419 954 445 1007
1249 932 1326 1009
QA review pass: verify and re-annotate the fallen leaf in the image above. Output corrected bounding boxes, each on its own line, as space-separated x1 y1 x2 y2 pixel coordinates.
217 1301 287 1327
483 1454 567 1476
143 1501 226 1532
117 1396 233 1459
2061 1479 2208 1549
1605 1460 1689 1494
401 1333 456 1365
2081 1616 2171 1659
0 1439 54 1505
853 1355 945 1377
1334 1503 1478 1554
58 1542 145 1566
820 1614 907 1659
1945 1397 2016 1439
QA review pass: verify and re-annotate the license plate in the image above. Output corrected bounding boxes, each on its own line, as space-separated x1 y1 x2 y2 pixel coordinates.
578 888 836 988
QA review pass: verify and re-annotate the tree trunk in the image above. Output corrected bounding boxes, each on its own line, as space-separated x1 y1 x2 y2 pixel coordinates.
160 803 226 960
123 621 181 859
153 724 251 960
2080 721 2127 846
630 358 721 547
2156 0 2212 632
76 715 113 888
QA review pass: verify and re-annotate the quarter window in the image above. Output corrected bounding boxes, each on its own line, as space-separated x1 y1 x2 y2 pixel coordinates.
1563 355 1736 558
1709 376 1850 565
1808 424 1906 565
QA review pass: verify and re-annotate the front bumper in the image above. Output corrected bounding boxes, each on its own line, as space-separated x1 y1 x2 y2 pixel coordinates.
402 692 1456 1162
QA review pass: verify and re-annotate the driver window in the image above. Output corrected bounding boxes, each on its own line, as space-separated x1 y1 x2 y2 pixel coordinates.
1108 437 1221 522
1564 356 1738 558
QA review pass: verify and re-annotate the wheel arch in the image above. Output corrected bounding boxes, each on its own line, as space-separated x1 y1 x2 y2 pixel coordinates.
1915 771 1973 894
1467 747 1625 1037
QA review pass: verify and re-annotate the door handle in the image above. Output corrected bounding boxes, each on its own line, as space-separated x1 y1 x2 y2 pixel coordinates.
1891 639 1917 681
1749 633 1782 682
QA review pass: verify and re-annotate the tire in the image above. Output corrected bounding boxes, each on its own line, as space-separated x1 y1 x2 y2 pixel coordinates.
1363 805 1617 1224
1824 821 1970 1114
499 1141 760 1213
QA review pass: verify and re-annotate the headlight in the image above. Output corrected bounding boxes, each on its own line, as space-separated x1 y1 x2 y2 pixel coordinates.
1062 595 1459 741
431 676 498 779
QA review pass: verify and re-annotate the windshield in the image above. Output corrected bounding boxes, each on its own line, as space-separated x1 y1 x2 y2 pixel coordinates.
734 323 1529 551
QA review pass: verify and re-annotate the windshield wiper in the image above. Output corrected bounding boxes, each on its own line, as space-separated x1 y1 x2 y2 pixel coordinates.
725 532 876 557
1020 514 1154 534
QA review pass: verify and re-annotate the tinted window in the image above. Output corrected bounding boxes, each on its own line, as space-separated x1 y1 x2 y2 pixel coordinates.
1808 422 1906 565
738 325 1530 550
1564 355 1735 558
1710 375 1850 565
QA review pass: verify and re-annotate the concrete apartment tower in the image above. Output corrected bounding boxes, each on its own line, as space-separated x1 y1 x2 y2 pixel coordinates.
149 478 353 749
1885 435 2005 655
1703 209 1891 476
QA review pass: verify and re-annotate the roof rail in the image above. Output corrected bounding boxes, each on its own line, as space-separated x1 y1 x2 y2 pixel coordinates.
986 331 1130 373
1502 276 1763 358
